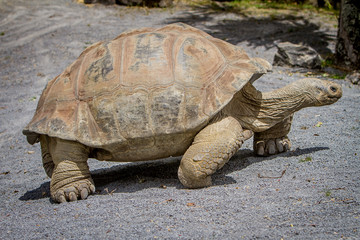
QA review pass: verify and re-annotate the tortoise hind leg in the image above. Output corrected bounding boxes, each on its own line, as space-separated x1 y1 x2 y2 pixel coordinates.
40 135 55 178
46 136 95 203
253 115 293 156
178 116 253 188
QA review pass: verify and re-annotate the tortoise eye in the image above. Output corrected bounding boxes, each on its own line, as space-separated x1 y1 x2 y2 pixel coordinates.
330 86 337 93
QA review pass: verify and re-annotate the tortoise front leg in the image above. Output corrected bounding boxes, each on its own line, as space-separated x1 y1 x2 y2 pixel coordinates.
44 136 95 203
178 116 253 188
253 115 293 156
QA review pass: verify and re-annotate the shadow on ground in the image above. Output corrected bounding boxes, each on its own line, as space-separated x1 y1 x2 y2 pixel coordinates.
165 6 334 56
19 146 328 202
19 182 51 201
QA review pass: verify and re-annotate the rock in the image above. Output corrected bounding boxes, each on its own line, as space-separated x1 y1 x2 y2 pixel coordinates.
158 0 173 7
273 42 322 69
345 71 360 85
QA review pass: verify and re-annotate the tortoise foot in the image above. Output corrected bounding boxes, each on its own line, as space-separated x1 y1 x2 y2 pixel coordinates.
51 179 95 203
254 136 291 156
178 167 212 189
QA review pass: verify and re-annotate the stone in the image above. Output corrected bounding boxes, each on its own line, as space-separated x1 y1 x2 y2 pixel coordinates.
345 71 360 85
273 42 322 69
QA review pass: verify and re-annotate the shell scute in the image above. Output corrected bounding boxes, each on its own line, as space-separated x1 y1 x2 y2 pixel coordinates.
174 35 225 88
120 32 174 89
209 38 249 62
150 86 185 134
112 90 152 140
87 96 118 140
78 42 119 100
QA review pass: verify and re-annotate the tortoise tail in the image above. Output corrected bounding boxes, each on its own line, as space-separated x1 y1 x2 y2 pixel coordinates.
40 135 55 178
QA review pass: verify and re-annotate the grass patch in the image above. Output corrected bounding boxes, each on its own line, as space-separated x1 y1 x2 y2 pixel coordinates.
321 58 334 68
321 72 346 79
299 156 312 163
188 0 339 17
227 0 317 11
320 54 348 79
329 74 346 79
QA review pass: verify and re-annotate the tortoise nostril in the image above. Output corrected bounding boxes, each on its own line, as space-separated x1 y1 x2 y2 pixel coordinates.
330 86 337 93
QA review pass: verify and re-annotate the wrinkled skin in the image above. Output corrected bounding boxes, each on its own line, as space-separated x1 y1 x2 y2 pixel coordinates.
223 78 342 157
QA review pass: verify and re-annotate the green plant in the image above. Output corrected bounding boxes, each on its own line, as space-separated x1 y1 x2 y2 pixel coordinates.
189 0 339 17
321 58 334 68
324 0 333 10
299 156 312 163
329 74 346 79
325 190 331 197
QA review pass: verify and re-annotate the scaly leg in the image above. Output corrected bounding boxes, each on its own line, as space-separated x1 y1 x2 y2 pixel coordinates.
253 115 293 156
40 135 55 178
178 116 253 188
44 136 95 203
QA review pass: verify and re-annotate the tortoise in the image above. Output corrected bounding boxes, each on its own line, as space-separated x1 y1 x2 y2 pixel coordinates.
23 23 342 203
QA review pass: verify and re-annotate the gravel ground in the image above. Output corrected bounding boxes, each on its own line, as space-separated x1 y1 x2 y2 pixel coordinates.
0 0 359 239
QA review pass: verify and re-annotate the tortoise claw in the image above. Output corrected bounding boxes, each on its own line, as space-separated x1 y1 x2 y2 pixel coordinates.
80 188 89 200
254 136 291 156
58 194 67 203
276 139 284 152
51 179 95 203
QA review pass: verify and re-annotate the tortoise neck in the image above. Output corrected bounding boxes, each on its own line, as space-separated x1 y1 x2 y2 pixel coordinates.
224 82 311 132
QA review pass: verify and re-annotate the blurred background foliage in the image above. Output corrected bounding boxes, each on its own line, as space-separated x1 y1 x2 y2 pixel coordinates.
189 0 340 15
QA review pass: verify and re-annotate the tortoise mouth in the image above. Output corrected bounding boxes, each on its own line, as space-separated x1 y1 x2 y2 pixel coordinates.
326 95 341 102
323 93 342 105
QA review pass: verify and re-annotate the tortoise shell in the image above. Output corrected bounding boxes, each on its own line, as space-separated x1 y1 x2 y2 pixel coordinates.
23 23 270 159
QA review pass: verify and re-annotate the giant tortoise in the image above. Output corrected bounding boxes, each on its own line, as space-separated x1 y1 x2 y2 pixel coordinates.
23 23 342 203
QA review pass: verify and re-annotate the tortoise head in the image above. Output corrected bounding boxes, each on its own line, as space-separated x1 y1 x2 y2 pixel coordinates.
297 78 342 106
